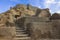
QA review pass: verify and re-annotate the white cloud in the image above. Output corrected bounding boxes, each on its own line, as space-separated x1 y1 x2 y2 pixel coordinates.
43 0 60 13
38 6 41 8
44 0 60 8
56 10 60 13
44 0 56 8
45 0 55 4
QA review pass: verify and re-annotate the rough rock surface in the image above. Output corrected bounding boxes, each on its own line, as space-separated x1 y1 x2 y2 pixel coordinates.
39 8 51 17
23 17 60 40
0 27 16 40
50 13 60 20
0 4 51 27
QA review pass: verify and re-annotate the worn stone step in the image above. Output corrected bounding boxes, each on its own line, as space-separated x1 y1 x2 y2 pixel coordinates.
16 33 28 36
16 36 29 38
16 28 25 30
15 27 30 40
15 37 30 40
16 30 25 32
16 34 28 37
16 31 26 34
16 28 23 29
15 39 30 40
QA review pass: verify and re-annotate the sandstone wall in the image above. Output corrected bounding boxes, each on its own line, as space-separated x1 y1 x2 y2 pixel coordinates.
22 17 60 40
24 17 50 30
26 21 52 40
25 20 60 40
51 20 60 38
0 27 16 40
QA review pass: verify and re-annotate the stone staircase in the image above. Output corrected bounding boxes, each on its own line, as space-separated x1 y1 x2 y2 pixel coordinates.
15 27 31 40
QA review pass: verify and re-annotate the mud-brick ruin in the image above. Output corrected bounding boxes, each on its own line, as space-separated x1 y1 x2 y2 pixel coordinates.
0 4 60 40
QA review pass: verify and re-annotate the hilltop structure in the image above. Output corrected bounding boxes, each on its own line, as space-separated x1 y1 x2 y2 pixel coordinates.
0 4 60 40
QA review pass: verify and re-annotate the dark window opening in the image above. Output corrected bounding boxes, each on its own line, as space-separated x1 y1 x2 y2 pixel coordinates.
15 15 20 18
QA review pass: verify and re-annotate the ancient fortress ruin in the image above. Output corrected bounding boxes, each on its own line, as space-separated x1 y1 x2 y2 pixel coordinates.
0 4 60 40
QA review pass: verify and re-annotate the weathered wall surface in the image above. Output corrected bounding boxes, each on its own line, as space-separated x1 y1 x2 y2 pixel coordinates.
0 27 16 40
51 20 60 39
20 17 60 40
26 21 52 40
24 17 50 30
26 21 60 40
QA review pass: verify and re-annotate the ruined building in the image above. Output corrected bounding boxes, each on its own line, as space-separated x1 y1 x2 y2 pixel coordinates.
0 4 60 40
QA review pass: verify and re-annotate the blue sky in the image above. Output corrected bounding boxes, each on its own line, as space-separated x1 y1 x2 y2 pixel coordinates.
0 0 60 14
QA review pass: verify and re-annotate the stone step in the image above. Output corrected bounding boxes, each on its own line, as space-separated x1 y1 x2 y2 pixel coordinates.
16 30 25 32
15 37 30 40
16 27 24 28
16 34 28 37
15 27 30 40
16 28 23 29
16 31 27 34
16 32 27 35
16 28 24 30
14 39 30 40
16 32 25 34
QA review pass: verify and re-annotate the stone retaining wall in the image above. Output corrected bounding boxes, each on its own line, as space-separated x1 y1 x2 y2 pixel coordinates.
0 27 16 40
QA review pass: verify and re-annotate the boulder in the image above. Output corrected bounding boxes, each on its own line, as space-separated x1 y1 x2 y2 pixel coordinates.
39 8 51 17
